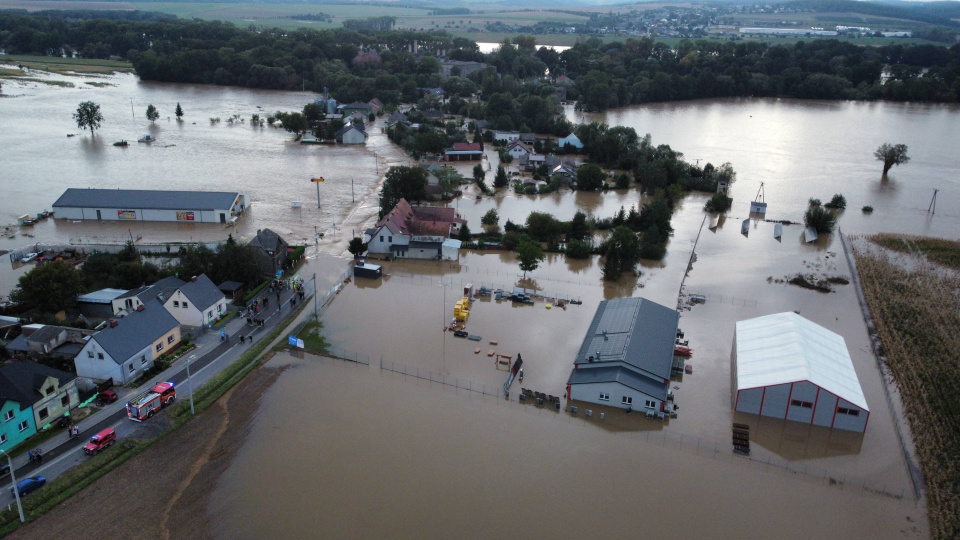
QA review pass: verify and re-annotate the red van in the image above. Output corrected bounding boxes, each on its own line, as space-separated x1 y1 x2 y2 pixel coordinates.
83 428 117 455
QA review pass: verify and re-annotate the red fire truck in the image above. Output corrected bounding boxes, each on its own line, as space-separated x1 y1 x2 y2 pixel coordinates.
126 382 176 421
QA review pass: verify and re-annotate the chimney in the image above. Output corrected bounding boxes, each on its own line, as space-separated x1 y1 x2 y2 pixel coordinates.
137 304 145 311
191 276 198 282
109 320 118 328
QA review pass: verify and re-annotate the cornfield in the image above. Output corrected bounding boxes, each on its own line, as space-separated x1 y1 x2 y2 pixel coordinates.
853 236 960 539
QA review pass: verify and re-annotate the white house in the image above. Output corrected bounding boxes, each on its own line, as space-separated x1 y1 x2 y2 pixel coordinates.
364 199 466 260
492 131 520 144
111 276 186 316
566 297 679 415
557 133 583 150
74 300 181 386
505 140 535 159
162 274 227 328
733 312 870 433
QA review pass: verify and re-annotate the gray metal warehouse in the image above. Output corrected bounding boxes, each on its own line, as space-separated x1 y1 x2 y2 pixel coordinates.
52 189 247 223
733 312 870 433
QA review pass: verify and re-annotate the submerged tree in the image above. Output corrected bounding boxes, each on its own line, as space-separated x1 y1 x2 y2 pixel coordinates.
146 104 159 123
804 204 837 234
516 239 545 278
874 143 910 175
73 101 103 135
494 165 508 188
175 102 184 121
347 237 368 259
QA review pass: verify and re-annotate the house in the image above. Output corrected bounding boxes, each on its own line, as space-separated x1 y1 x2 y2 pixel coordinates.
74 300 181 387
421 109 445 120
5 324 92 359
336 123 368 145
492 131 520 144
353 51 381 65
77 288 128 318
519 132 536 143
444 142 483 162
549 160 578 181
440 60 488 79
364 198 466 260
505 140 535 159
420 87 445 97
386 111 408 127
0 361 79 451
556 74 576 85
733 312 870 433
162 274 227 328
218 281 245 300
112 276 186 316
338 101 372 116
368 98 384 113
566 297 679 414
557 133 584 150
247 228 290 277
518 153 546 172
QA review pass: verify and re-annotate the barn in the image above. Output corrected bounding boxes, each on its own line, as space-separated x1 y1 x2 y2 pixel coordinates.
733 312 870 433
52 189 247 223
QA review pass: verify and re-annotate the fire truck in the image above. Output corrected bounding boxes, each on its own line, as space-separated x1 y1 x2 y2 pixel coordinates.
126 382 176 421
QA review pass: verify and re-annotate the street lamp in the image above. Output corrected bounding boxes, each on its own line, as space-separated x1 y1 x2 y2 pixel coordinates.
0 448 24 522
186 354 196 416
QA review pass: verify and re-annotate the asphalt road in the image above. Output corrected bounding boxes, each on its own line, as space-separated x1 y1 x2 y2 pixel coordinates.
1 285 307 505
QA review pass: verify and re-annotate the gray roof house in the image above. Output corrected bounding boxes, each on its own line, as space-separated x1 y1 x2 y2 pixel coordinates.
52 189 247 223
112 276 186 316
77 288 128 318
0 361 80 432
162 274 227 328
74 299 182 385
247 228 290 276
566 297 679 414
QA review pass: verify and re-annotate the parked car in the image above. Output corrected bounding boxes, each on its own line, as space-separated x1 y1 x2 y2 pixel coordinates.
96 390 118 406
0 464 9 477
11 476 45 497
84 428 116 455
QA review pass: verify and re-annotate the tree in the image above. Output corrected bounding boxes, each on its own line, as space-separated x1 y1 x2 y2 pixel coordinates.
73 101 103 135
805 205 837 234
380 166 428 218
481 209 499 227
458 223 472 242
874 143 910 175
175 102 184 121
565 239 592 259
526 212 562 242
473 163 485 184
567 211 589 241
825 194 847 209
704 193 732 213
576 164 605 191
146 104 159 123
516 240 545 278
347 237 368 259
494 165 508 188
602 226 642 280
10 261 85 313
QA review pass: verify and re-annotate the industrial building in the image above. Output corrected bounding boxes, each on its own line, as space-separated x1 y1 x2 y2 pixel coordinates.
733 312 869 433
566 297 679 415
52 189 247 223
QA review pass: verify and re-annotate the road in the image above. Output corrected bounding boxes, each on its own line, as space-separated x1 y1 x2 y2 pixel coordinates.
1 283 309 506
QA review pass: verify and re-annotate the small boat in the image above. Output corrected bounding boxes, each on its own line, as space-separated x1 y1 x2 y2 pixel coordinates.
674 346 693 357
453 330 468 338
113 140 128 147
138 135 155 143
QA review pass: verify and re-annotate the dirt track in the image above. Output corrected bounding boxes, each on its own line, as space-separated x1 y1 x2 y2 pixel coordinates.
9 366 282 540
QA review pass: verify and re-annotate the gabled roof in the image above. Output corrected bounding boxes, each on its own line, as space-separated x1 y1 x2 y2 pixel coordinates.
506 140 534 154
77 288 128 304
53 189 240 211
451 142 481 152
91 299 179 364
118 276 186 305
735 312 868 410
0 361 76 409
26 325 67 344
374 199 462 238
174 274 224 312
567 365 668 400
339 101 371 110
572 297 678 381
247 228 288 254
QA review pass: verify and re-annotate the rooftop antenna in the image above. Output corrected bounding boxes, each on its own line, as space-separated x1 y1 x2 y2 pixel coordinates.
928 188 939 215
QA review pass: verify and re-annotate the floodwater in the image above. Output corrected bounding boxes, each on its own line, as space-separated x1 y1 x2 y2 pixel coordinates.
209 353 926 539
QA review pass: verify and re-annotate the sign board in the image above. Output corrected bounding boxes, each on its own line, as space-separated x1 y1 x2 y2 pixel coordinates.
288 335 304 348
311 177 324 183
117 210 137 220
176 211 195 221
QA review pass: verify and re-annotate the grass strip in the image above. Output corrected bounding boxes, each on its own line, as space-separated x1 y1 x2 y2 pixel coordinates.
870 233 960 271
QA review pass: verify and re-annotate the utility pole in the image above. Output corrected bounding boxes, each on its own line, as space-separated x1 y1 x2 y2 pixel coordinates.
0 449 24 522
928 188 939 215
352 178 355 203
186 355 195 416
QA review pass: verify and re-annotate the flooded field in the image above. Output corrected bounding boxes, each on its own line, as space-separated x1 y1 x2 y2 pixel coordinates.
209 353 925 539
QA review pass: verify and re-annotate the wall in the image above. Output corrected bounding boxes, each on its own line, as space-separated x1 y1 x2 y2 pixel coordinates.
31 376 79 428
150 325 182 360
74 339 121 384
759 383 790 418
0 401 36 454
56 206 232 223
367 228 408 255
569 381 662 412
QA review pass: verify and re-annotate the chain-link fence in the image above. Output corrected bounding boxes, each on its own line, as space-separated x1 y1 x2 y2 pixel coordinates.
380 358 502 398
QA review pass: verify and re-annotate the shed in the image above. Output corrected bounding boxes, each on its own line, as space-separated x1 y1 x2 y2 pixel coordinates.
353 262 382 279
77 288 128 318
441 239 462 261
733 312 869 433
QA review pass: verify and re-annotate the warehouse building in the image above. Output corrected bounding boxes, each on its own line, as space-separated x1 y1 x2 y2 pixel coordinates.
52 189 247 223
733 312 869 433
566 297 678 414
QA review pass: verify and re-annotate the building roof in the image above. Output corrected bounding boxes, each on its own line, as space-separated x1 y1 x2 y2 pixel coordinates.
117 276 186 305
567 365 668 400
218 281 244 293
0 361 76 409
507 140 534 154
26 325 67 344
374 199 462 238
91 299 179 364
573 297 678 381
446 142 482 155
735 312 868 410
174 274 224 312
53 189 241 211
77 288 128 305
247 228 288 254
339 101 371 110
442 239 462 249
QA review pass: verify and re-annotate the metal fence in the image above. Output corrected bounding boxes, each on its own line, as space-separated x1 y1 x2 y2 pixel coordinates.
379 358 502 398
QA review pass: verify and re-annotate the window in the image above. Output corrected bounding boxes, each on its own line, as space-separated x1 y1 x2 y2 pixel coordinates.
183 302 188 309
156 342 163 352
645 400 657 409
173 301 180 307
598 392 609 401
0 434 6 444
388 236 393 242
38 408 48 420
621 396 633 406
380 235 384 242
141 355 147 365
791 399 813 409
61 395 69 407
3 410 13 421
128 363 135 373
18 421 28 432
98 352 104 360
87 351 94 358
45 386 54 396
837 407 860 417
167 335 174 344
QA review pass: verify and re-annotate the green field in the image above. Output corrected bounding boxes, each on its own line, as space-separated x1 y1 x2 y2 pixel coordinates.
0 54 133 74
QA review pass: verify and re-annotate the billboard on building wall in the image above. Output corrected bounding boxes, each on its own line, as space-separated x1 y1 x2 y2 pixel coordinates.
118 210 136 220
176 212 195 221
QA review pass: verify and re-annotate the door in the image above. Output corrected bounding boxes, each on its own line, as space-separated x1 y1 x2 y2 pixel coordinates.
220 213 226 223
96 210 101 220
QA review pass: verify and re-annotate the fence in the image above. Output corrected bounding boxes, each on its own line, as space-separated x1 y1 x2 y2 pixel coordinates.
380 358 502 398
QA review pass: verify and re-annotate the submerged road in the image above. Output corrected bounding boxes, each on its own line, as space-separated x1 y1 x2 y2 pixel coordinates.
1 284 307 506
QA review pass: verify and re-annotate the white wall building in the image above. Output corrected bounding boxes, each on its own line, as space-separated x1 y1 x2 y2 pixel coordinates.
53 189 247 224
162 274 227 328
733 312 870 433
